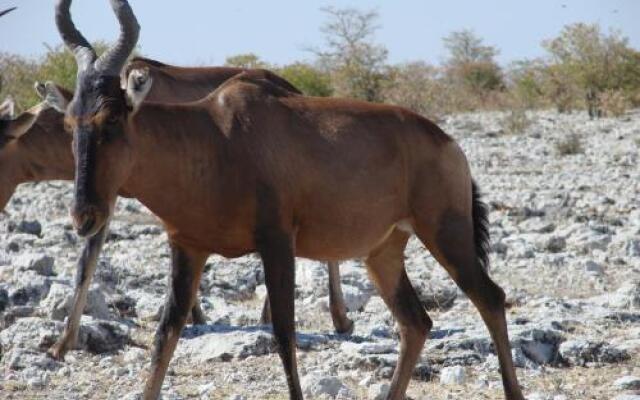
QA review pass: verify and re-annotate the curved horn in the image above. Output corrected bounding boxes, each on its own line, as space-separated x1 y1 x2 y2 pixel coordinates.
55 0 96 72
0 7 17 18
95 0 140 76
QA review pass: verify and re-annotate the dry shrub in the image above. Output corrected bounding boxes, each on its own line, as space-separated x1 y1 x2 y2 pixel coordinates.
598 90 628 117
500 108 532 135
382 62 447 120
555 133 584 155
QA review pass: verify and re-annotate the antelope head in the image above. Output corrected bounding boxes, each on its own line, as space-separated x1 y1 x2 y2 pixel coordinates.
48 0 144 237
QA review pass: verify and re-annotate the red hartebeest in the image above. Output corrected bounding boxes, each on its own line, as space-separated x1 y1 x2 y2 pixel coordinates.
49 1 525 399
0 75 352 362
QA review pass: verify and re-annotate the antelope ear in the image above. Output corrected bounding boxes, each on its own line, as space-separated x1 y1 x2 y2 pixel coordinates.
38 81 69 113
0 96 15 120
125 67 152 113
34 81 47 99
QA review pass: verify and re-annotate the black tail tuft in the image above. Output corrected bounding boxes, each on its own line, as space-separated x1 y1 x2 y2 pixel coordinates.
472 181 491 271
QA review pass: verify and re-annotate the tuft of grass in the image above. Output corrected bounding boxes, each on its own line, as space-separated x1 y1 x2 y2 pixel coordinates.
555 133 584 155
500 108 532 135
598 89 628 118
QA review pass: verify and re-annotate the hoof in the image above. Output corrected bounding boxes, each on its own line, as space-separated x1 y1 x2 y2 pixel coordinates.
47 342 67 361
334 318 355 335
190 314 207 326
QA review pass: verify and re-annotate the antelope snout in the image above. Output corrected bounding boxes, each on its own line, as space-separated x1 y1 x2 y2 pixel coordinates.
71 204 105 238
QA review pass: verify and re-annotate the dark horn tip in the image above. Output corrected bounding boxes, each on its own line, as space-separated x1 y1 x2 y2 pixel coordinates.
0 6 17 18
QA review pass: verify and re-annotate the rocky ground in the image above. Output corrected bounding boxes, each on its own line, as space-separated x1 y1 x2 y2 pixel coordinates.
0 109 639 400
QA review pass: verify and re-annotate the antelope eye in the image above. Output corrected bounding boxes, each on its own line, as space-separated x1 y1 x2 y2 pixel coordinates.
106 114 119 125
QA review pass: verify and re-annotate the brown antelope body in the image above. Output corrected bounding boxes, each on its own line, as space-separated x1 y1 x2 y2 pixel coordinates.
122 58 353 332
50 1 525 399
0 71 352 362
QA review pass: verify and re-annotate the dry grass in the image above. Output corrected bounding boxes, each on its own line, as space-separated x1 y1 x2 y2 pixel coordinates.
500 109 532 135
555 133 584 156
599 90 628 118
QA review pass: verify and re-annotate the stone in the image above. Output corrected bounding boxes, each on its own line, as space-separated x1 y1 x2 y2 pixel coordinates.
132 290 164 321
22 367 50 389
612 395 640 400
367 383 390 400
521 340 556 365
591 281 640 309
0 317 63 354
584 260 604 276
559 339 629 366
77 318 130 354
123 347 147 364
301 374 349 398
415 282 458 310
511 327 564 365
527 393 550 400
16 220 42 236
197 383 216 396
612 282 640 308
341 284 372 312
40 283 110 321
177 327 276 362
0 287 8 312
613 376 640 391
6 348 60 371
624 239 640 257
13 253 55 276
439 366 466 385
7 273 51 306
544 236 566 253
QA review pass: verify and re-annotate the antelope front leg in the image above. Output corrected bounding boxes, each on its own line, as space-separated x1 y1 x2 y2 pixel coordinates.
327 261 354 334
189 300 207 325
256 226 302 399
260 295 272 325
48 222 109 360
143 243 207 400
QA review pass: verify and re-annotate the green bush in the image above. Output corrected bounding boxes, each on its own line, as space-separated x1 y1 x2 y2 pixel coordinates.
0 42 110 110
277 63 333 97
542 23 640 113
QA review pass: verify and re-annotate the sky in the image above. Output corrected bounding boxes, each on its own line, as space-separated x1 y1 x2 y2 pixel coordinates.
1 0 638 67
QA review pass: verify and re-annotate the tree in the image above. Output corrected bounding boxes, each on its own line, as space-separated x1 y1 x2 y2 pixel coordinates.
0 42 114 110
277 62 333 97
542 23 640 113
442 30 504 101
443 29 497 65
313 7 388 102
382 61 447 120
225 53 267 69
507 59 548 109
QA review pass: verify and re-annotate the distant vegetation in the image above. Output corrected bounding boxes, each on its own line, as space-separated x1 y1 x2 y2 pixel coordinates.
2 8 639 119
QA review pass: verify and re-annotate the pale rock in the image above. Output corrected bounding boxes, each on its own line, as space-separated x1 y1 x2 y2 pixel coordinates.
40 282 110 320
559 339 629 366
367 382 390 400
13 252 55 276
341 284 371 312
612 395 640 400
584 260 604 276
439 366 466 385
613 375 640 391
177 328 276 362
301 373 349 398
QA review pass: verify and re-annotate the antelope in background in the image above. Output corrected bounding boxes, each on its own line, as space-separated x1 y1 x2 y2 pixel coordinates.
47 0 525 399
0 69 354 361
